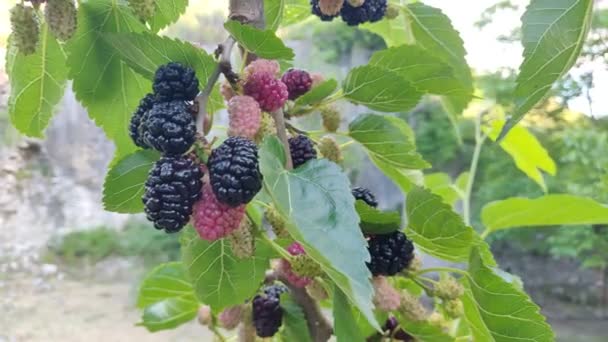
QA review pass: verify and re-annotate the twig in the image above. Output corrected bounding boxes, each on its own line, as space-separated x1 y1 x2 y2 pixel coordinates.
271 109 294 170
195 36 236 135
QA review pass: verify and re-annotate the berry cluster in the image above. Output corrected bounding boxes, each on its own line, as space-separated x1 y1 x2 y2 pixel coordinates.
10 0 77 55
252 285 288 338
311 0 389 26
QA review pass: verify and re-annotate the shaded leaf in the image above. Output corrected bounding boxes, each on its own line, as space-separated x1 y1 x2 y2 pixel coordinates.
280 292 312 342
333 286 366 342
360 9 414 47
482 195 608 233
7 24 68 137
501 0 593 138
103 150 160 213
356 200 401 235
224 20 294 60
149 0 188 32
462 248 554 342
343 65 422 112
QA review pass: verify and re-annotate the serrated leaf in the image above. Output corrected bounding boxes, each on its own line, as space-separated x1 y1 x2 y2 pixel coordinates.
500 0 593 139
259 137 378 330
369 45 471 103
149 0 188 33
66 0 150 157
295 79 338 107
349 114 429 170
356 201 401 235
280 292 312 342
486 120 556 192
7 24 68 138
283 0 312 26
343 65 422 112
360 9 414 47
333 286 366 342
406 187 495 265
403 3 473 114
139 296 199 332
102 32 223 113
137 262 193 308
463 248 554 342
481 195 608 233
369 156 423 193
181 227 270 312
103 150 160 214
424 173 459 206
395 315 456 342
265 0 285 31
224 20 294 60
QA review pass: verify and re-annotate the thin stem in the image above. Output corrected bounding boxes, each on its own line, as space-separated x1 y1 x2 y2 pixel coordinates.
339 141 355 149
462 112 487 226
415 267 468 276
271 109 293 170
209 325 227 342
261 233 292 260
480 229 490 240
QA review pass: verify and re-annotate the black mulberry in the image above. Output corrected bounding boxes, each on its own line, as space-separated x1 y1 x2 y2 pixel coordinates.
142 101 196 156
252 285 288 338
153 62 200 102
367 231 414 276
289 135 317 168
208 137 263 207
352 187 378 208
340 0 387 26
129 93 157 148
143 156 203 233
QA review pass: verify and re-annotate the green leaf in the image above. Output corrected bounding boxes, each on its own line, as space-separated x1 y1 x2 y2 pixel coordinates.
501 0 593 139
149 0 188 32
137 262 194 308
462 248 554 342
343 65 422 112
402 3 473 93
356 201 401 235
181 227 270 312
481 195 608 233
282 0 312 26
333 286 366 342
360 9 414 47
102 32 223 113
406 187 493 265
259 137 378 330
369 156 423 193
395 316 456 342
369 45 472 109
280 293 312 342
424 173 459 206
224 20 294 60
103 150 160 214
486 120 556 192
349 114 429 170
455 172 470 193
7 24 68 138
66 0 150 157
139 296 199 332
295 79 338 106
265 0 285 31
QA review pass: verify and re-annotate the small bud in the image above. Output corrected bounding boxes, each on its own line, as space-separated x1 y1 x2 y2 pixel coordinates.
265 205 289 238
254 112 277 145
386 4 400 20
318 136 342 163
399 290 427 322
227 219 255 259
10 4 40 55
197 305 212 326
428 312 449 330
320 106 341 132
319 0 345 16
443 299 464 319
434 275 464 300
407 254 422 273
373 277 401 311
128 0 155 22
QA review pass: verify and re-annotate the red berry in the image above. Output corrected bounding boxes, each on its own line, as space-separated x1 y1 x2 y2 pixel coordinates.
193 184 245 241
281 69 313 100
279 242 312 288
243 72 289 112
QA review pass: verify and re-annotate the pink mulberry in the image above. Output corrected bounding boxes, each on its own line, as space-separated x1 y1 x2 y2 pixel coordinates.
243 72 289 113
279 242 313 288
228 95 262 140
244 59 280 79
193 184 245 241
372 276 401 311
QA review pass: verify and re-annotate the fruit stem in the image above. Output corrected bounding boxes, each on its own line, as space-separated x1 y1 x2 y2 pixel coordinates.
271 109 294 170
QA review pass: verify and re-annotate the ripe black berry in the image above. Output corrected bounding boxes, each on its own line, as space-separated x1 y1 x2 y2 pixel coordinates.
352 187 378 208
208 137 263 207
153 62 200 102
367 231 414 276
289 135 317 168
142 101 196 156
252 285 288 338
143 156 203 233
311 0 339 21
129 93 156 148
383 317 414 341
341 0 387 26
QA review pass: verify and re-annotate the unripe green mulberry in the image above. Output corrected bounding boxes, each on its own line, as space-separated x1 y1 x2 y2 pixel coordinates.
434 275 464 300
386 3 400 20
254 112 276 145
10 4 40 55
443 299 464 319
265 205 289 238
318 136 342 163
45 0 77 41
400 290 426 322
320 106 340 132
290 254 323 278
227 219 255 259
128 0 155 22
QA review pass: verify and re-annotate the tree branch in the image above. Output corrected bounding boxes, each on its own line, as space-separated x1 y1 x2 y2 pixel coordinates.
271 109 294 170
